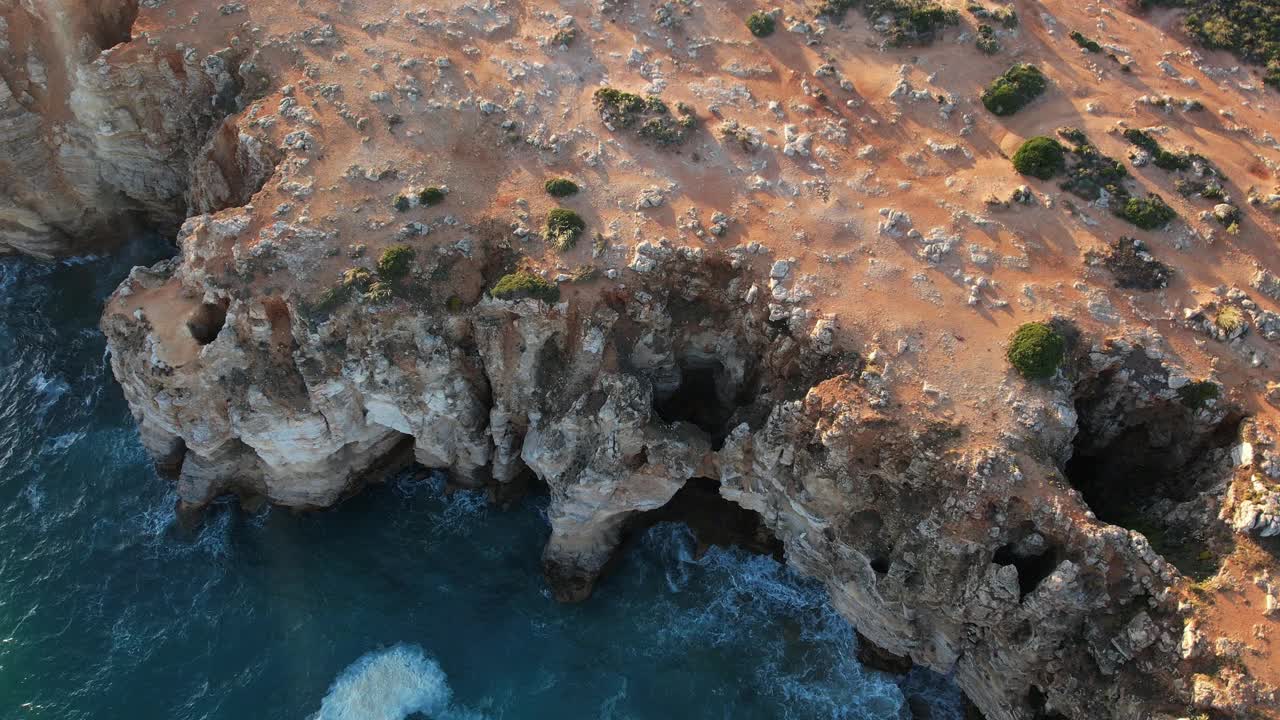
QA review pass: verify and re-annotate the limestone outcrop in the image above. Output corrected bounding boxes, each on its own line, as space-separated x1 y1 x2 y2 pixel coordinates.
0 0 266 256
100 219 1277 717
6 0 1277 717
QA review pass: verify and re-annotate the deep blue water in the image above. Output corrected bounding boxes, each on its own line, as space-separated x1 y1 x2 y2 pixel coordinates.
0 243 961 720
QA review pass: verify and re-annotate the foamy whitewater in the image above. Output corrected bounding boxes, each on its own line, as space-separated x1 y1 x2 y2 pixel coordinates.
0 243 962 719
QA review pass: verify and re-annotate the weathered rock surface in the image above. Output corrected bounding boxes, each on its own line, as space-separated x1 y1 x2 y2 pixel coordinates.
6 0 1278 717
0 0 269 256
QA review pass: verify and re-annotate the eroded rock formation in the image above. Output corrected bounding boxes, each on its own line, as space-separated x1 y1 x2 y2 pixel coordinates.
0 0 271 256
6 0 1280 717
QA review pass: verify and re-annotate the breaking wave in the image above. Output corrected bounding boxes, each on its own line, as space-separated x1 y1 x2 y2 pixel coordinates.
314 644 489 720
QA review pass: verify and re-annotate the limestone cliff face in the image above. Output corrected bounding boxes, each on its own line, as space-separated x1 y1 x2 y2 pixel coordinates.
0 0 269 257
100 218 1267 719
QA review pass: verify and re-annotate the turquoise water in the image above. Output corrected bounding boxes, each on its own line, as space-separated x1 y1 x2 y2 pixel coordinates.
0 244 961 720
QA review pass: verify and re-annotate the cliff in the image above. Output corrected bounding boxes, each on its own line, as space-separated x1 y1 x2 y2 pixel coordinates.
10 0 1280 717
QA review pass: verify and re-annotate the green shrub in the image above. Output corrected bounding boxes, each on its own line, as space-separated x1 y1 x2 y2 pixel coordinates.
314 285 352 314
1216 306 1245 333
1123 128 1160 153
491 270 560 303
342 267 374 289
1012 136 1066 179
1060 143 1128 201
393 194 412 212
419 187 445 206
365 281 393 304
1149 0 1280 90
1119 194 1177 229
544 208 585 250
967 3 1017 28
1124 129 1191 171
1069 30 1102 52
746 11 776 36
594 88 652 127
1006 322 1066 379
976 24 1000 54
981 63 1047 115
544 178 580 197
1178 380 1220 409
819 0 958 46
377 245 415 279
594 88 694 145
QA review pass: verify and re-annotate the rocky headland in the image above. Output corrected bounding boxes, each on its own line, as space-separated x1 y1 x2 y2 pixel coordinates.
4 0 1280 717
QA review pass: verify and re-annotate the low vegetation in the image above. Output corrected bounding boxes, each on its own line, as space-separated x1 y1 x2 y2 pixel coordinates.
490 270 560 303
818 0 960 46
1119 194 1178 229
544 178 579 197
1140 0 1280 89
1069 30 1102 52
1006 322 1066 380
981 63 1047 115
544 208 585 251
419 187 445 206
1087 236 1172 289
967 2 1018 27
1122 129 1191 171
594 88 696 145
1012 136 1066 179
976 24 1000 54
376 245 415 279
1178 380 1221 409
746 11 775 37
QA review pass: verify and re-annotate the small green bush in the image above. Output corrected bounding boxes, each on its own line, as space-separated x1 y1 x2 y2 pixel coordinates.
1119 194 1177 230
544 178 580 197
377 245 415 279
1124 129 1191 171
746 11 776 37
594 88 651 126
365 281 393 304
419 187 445 206
819 0 958 45
491 270 560 303
1069 30 1102 52
342 267 374 289
545 208 585 251
981 63 1046 115
1012 136 1066 179
1006 322 1066 379
393 194 412 212
976 24 1000 54
1216 306 1245 333
1123 128 1159 153
1178 380 1220 409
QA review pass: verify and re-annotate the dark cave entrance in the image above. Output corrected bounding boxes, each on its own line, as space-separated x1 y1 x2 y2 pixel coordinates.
633 477 784 562
89 0 140 52
993 541 1060 600
1062 392 1242 579
187 299 229 345
652 361 752 450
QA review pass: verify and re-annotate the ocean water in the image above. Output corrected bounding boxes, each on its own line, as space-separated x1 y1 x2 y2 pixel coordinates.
0 243 962 720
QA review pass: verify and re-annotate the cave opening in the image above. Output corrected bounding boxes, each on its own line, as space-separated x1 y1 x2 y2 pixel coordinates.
88 0 140 52
993 542 1060 600
632 477 784 562
1062 391 1242 579
652 361 745 450
187 299 229 345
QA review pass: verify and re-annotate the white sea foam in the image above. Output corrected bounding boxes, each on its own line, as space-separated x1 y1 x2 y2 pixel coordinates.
314 644 483 720
640 522 922 720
